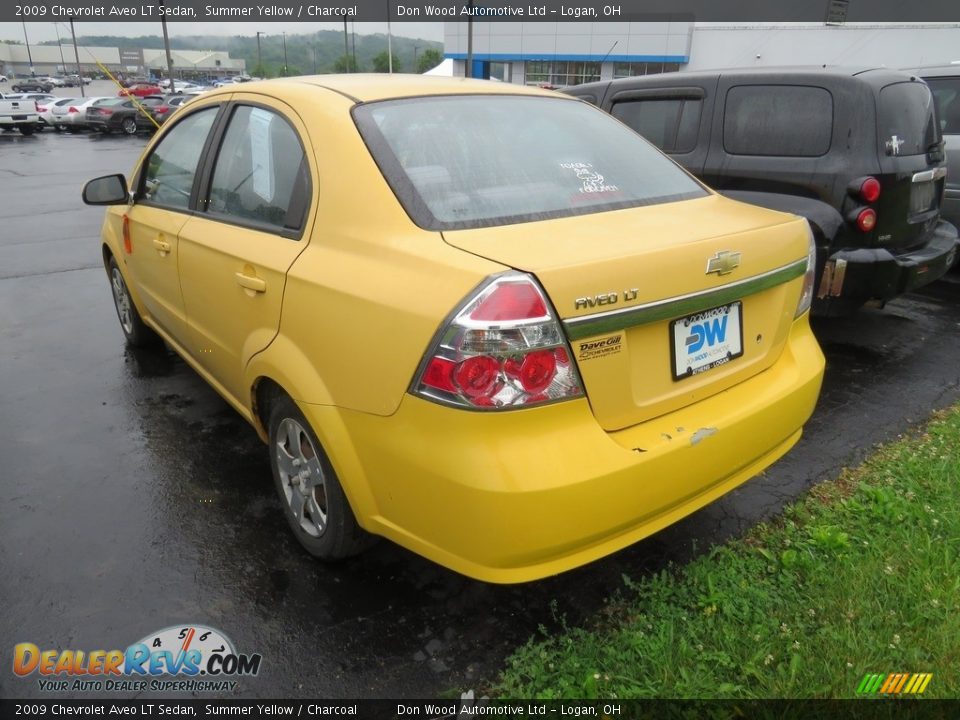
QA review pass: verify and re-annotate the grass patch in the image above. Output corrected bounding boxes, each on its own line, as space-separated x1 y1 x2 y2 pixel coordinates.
497 407 960 699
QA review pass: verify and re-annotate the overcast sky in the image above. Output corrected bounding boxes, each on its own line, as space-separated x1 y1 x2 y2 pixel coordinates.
0 21 444 45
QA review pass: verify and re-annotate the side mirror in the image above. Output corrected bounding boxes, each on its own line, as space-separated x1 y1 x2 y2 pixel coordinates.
82 173 129 206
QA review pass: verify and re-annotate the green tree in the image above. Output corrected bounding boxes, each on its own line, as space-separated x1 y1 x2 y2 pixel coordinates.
372 51 400 73
416 48 442 74
334 54 359 73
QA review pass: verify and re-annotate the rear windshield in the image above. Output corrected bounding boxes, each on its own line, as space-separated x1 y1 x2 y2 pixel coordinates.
354 95 706 231
878 82 939 156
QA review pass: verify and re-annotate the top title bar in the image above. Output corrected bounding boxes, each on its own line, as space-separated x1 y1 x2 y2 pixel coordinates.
4 0 960 23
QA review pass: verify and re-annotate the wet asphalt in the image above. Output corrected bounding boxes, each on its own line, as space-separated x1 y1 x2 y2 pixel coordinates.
1 128 959 701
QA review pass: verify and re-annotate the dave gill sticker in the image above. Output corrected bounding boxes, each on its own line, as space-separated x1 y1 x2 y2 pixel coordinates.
578 334 622 361
13 625 262 693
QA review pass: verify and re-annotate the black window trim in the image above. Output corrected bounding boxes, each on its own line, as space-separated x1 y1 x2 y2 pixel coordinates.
609 94 704 155
195 100 312 242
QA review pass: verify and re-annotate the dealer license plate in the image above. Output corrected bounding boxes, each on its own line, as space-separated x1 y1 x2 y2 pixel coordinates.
670 302 744 380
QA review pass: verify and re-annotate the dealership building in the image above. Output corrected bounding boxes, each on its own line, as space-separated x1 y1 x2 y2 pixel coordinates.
0 42 245 79
442 22 960 85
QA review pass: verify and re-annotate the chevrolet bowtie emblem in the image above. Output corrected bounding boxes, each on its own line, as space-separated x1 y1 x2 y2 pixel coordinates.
706 251 742 276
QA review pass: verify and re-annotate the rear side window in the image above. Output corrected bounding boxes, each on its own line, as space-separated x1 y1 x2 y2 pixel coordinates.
354 95 706 231
878 82 939 156
611 98 702 153
206 105 310 232
724 85 833 157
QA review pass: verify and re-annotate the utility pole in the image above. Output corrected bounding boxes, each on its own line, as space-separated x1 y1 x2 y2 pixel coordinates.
466 1 474 78
312 45 317 74
22 21 35 76
351 22 357 72
387 18 393 74
282 32 288 76
256 31 263 77
69 17 84 97
53 23 66 74
342 17 349 71
158 0 175 93
414 45 420 71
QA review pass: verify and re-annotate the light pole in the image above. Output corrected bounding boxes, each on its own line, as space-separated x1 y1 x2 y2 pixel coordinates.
342 17 349 71
414 45 420 71
387 18 393 74
256 31 263 77
282 32 288 76
22 21 35 76
158 0 176 93
53 23 66 74
69 17 84 97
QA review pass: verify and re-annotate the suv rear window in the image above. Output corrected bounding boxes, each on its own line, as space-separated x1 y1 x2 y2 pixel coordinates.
723 85 833 157
878 82 939 156
354 95 706 231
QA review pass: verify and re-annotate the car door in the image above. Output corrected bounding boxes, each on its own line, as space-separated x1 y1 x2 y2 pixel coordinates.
176 99 313 407
125 105 221 342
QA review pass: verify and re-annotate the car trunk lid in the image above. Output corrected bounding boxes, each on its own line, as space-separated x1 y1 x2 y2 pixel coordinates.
442 194 811 431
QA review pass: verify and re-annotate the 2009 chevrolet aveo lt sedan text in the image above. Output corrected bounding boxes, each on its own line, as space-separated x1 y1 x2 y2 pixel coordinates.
83 75 825 583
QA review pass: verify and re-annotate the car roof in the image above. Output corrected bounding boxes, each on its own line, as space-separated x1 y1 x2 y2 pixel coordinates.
904 64 960 78
195 74 562 104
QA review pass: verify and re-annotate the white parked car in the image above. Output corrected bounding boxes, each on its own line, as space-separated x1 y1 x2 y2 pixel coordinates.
37 97 79 130
0 74 8 83
57 96 110 130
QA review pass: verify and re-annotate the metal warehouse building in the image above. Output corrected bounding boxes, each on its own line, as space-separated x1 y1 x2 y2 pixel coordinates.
443 22 960 84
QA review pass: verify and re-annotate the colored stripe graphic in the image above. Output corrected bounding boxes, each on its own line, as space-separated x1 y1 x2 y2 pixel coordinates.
858 672 932 695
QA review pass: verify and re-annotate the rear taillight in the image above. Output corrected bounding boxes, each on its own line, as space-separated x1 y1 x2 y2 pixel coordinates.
859 177 881 203
34 101 41 112
68 106 79 113
155 106 169 114
855 208 877 233
37 105 49 112
413 272 584 410
100 109 113 116
795 225 817 317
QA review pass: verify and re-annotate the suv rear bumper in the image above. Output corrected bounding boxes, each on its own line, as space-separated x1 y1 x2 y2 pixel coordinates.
817 219 958 308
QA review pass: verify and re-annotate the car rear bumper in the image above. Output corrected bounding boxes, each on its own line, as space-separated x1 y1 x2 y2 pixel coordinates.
303 315 824 583
817 219 959 309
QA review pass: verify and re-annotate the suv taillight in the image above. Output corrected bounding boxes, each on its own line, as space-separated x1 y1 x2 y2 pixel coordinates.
859 177 881 203
413 272 584 409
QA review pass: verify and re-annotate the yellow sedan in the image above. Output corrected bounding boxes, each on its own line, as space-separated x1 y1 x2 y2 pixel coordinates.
83 75 824 583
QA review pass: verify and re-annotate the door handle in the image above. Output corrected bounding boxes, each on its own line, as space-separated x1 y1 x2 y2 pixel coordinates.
152 238 171 253
235 272 266 293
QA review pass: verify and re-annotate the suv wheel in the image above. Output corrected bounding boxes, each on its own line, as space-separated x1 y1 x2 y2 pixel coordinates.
18 124 35 136
267 396 370 560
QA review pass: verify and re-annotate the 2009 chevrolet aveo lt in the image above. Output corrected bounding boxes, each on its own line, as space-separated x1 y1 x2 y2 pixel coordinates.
83 75 825 583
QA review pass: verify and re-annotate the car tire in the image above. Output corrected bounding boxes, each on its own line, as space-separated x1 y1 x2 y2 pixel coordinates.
18 124 34 136
107 256 158 347
267 395 370 561
121 117 137 135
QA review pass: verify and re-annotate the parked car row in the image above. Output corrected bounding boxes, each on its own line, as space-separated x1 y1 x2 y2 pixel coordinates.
0 93 191 135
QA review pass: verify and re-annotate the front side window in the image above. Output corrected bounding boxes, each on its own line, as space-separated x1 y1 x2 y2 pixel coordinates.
206 105 309 231
355 95 706 231
611 98 702 153
723 85 833 157
141 107 218 210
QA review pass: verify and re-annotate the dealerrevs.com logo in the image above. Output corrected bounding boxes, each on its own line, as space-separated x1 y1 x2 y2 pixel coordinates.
13 625 262 693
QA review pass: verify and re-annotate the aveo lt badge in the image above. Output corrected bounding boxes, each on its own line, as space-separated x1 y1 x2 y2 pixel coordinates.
706 250 742 276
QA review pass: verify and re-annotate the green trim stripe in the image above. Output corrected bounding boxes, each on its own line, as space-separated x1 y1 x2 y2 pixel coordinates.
562 259 807 341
